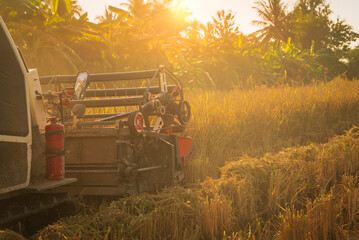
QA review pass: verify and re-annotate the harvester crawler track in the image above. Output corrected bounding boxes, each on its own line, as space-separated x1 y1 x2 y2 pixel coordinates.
0 193 70 225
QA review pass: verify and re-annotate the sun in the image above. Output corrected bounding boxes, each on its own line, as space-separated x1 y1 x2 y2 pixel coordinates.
175 0 213 23
174 0 261 34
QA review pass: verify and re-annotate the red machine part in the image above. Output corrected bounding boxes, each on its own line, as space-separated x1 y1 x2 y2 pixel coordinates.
63 88 74 98
134 113 144 131
62 88 74 109
128 111 145 133
177 136 192 166
45 121 65 180
170 84 181 100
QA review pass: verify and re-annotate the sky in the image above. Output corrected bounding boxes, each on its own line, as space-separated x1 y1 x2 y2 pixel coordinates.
77 0 359 35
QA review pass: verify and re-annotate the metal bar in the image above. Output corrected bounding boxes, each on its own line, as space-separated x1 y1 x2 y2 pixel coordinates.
70 96 143 107
66 169 117 173
85 87 158 98
66 166 163 174
27 178 77 191
66 162 116 166
85 85 176 98
164 66 180 84
95 112 130 122
65 127 129 137
84 113 118 119
39 69 158 84
137 166 163 172
43 75 57 92
145 67 161 92
64 121 117 126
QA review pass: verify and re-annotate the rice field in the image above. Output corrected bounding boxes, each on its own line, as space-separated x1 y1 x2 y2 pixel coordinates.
4 78 359 239
186 78 359 181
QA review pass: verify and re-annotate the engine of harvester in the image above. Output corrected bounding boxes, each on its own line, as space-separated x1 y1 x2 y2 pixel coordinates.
40 66 192 195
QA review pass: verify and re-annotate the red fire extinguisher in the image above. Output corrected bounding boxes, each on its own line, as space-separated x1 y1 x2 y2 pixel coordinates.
45 119 65 180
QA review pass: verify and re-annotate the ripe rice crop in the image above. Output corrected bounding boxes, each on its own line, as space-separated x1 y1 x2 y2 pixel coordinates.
185 78 359 181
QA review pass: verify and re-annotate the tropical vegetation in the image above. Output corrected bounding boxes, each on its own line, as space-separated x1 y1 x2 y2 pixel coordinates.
1 1 359 239
0 0 358 89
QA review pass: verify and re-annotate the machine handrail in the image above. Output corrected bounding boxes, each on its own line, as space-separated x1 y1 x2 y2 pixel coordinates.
40 69 158 84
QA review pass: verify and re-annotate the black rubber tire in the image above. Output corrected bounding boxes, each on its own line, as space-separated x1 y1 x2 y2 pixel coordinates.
177 100 191 125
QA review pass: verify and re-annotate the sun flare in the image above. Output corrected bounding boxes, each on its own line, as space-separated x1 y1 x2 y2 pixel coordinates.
175 0 211 23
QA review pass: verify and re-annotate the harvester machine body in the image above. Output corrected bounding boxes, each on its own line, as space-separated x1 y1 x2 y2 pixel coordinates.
39 66 192 195
0 15 191 225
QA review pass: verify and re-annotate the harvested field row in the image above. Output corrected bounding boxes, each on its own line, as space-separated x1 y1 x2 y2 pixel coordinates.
32 127 359 239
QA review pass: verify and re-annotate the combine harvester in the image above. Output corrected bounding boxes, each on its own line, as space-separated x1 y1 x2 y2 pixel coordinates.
0 16 192 224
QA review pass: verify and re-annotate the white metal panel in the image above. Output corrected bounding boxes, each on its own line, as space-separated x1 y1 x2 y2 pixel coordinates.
28 69 47 134
0 16 32 194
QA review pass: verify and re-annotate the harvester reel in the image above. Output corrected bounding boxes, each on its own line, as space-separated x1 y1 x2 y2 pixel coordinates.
177 100 191 125
128 111 145 134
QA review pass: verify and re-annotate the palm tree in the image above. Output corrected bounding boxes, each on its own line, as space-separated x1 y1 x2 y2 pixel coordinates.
291 0 332 50
120 0 148 21
1 0 106 75
252 0 289 45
